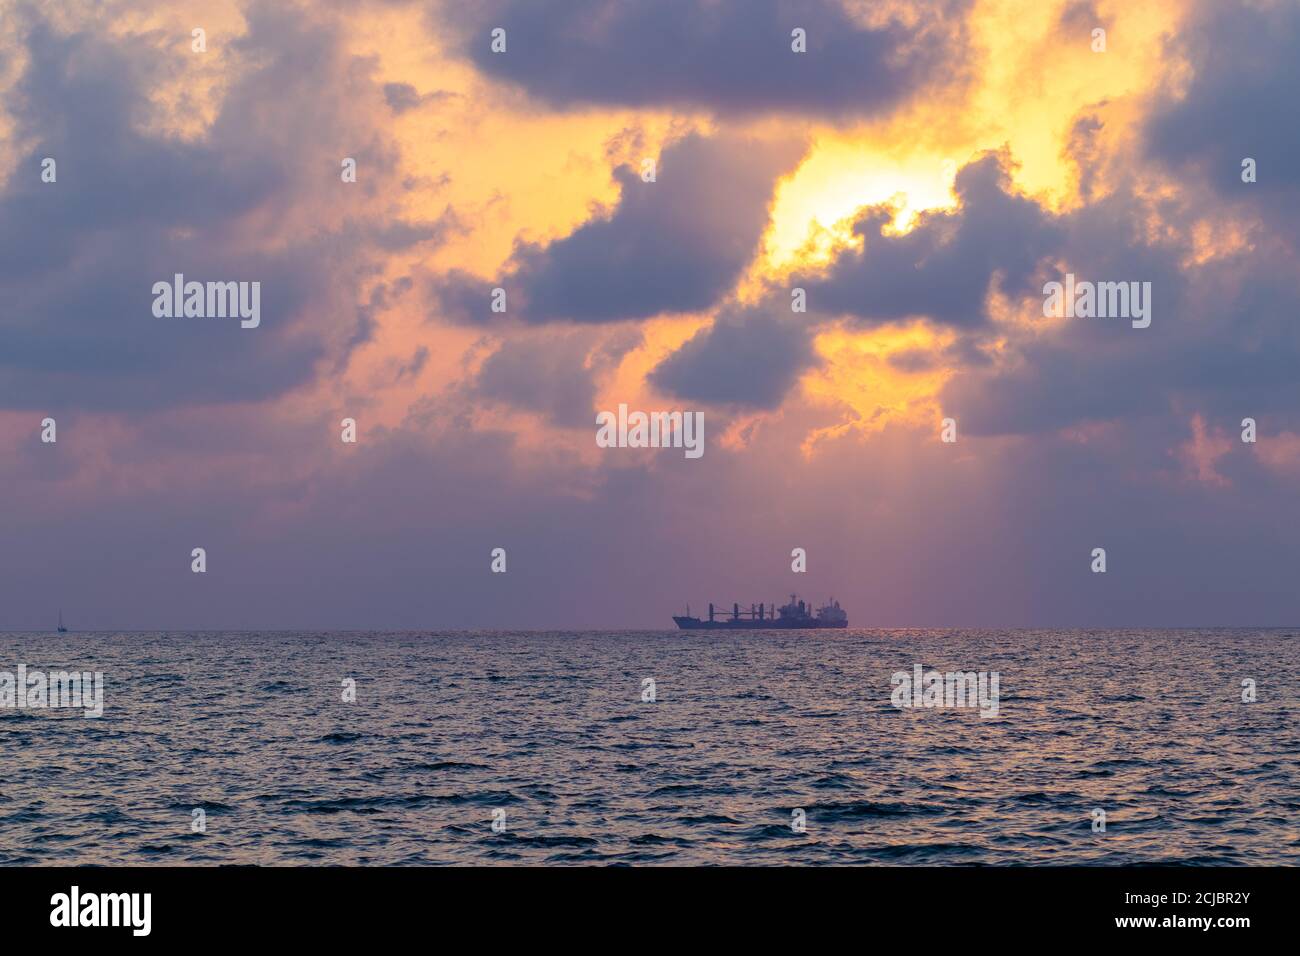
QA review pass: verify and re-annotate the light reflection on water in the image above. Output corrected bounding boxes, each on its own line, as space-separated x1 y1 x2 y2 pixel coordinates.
1 629 1296 865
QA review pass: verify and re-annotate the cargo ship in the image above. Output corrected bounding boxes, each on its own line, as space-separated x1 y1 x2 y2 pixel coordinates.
673 595 847 630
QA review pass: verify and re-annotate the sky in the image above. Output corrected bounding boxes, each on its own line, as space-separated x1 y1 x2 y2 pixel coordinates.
1 0 1298 630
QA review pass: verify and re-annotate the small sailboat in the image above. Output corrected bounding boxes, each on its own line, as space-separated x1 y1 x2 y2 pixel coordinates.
57 608 67 633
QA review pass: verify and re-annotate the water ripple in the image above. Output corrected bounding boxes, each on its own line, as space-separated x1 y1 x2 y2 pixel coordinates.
0 628 1296 864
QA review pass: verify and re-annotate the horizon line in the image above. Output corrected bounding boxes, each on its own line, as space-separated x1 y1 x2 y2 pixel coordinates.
1 625 1297 634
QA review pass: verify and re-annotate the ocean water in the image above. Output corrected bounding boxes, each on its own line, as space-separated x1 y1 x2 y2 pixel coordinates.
0 629 1297 866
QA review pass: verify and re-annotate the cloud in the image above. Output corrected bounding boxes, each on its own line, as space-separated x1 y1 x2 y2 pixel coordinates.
642 152 1064 411
806 152 1062 328
3 0 1299 632
935 5 1300 442
436 131 806 324
1145 0 1300 233
650 301 818 409
383 80 455 113
447 0 970 119
638 133 1300 445
0 4 440 412
943 235 1300 439
648 152 1063 411
475 328 639 426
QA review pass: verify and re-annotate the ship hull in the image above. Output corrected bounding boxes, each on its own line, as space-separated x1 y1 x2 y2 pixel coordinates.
673 616 847 630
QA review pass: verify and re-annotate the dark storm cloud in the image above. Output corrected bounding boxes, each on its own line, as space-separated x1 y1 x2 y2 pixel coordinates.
445 0 970 119
436 131 806 324
1145 0 1300 228
807 152 1063 328
649 302 817 409
0 5 440 411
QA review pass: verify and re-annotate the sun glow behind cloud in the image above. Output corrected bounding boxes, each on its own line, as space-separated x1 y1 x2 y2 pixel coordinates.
763 144 960 271
801 322 958 453
6 0 1298 631
741 0 1192 446
286 0 1194 464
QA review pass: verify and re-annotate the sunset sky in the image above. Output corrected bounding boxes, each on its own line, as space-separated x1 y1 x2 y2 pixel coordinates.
1 0 1298 629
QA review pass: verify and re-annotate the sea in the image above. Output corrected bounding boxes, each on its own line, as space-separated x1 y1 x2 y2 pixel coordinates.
1 628 1296 865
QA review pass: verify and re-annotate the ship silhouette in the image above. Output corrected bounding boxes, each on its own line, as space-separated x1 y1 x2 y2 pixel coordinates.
674 594 847 630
